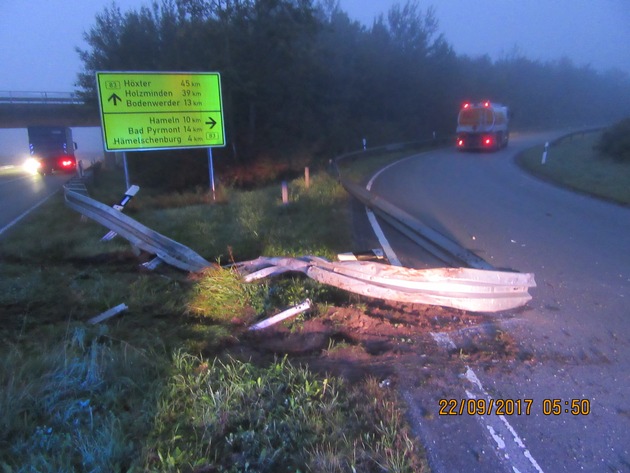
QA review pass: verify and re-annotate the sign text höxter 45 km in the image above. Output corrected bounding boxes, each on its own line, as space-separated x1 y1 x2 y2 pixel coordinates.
96 72 225 152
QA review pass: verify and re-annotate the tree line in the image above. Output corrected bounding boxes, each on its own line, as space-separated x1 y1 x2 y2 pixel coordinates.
76 0 630 174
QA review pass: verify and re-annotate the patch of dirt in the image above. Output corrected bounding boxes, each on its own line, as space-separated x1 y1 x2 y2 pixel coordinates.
230 300 532 385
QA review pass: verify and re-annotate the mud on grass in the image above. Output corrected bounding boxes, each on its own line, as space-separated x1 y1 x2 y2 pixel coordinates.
229 298 531 387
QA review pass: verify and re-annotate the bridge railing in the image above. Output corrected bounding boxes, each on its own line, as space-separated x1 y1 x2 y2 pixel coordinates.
0 91 84 105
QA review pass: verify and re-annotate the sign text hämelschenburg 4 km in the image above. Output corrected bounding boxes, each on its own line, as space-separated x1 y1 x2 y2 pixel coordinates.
96 71 225 152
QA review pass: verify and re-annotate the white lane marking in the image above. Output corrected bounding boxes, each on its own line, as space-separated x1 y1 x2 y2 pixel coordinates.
365 151 427 192
366 208 402 266
0 191 58 237
487 424 507 449
463 352 545 473
364 152 431 268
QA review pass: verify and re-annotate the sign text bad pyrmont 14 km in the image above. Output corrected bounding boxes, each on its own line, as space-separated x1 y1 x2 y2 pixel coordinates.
96 71 225 152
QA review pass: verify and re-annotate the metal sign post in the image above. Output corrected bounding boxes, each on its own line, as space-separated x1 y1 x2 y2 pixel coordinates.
122 151 130 189
208 147 216 201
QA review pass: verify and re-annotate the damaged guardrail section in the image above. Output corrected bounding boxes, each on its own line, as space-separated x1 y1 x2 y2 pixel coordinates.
234 256 535 313
64 189 211 272
64 188 535 313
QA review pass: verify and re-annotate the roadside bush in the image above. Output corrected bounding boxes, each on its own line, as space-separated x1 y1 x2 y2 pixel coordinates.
596 118 630 162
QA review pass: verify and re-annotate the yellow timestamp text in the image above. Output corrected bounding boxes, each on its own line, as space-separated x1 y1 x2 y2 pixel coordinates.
438 398 590 416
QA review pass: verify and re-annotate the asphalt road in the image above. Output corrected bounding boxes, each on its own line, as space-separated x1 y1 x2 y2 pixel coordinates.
0 166 70 237
0 126 103 238
364 132 630 472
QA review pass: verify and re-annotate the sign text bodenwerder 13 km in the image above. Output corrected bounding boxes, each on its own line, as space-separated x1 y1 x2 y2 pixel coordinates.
96 71 225 151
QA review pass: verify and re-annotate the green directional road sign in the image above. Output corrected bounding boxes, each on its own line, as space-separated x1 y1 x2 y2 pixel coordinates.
96 71 225 151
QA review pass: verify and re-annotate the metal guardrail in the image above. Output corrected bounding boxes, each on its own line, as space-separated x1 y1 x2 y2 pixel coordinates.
547 127 606 147
341 179 495 270
333 138 493 269
332 140 539 310
235 256 535 313
64 185 535 312
331 137 453 178
64 128 609 311
64 189 211 272
0 91 84 105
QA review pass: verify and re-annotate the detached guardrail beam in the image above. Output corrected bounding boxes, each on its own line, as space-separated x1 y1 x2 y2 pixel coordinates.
235 256 535 313
64 190 211 272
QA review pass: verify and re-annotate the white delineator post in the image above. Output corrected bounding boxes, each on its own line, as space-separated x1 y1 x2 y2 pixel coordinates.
541 141 549 164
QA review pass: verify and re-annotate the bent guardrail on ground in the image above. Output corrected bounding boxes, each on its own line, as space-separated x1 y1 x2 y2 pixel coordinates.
64 189 211 272
235 256 535 313
331 139 542 311
64 188 535 312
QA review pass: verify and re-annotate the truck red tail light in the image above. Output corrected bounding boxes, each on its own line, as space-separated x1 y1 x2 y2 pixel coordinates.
61 159 75 168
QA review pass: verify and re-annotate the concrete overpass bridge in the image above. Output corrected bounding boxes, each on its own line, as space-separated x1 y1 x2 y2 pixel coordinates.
0 91 100 128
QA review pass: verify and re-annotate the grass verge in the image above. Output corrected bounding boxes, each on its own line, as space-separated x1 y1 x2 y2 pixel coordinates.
0 166 428 472
516 131 630 206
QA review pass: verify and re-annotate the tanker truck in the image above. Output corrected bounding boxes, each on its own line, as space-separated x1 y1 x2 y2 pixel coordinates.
456 101 510 151
26 126 77 175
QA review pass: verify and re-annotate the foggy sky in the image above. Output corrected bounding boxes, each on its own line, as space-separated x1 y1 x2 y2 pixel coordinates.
0 0 628 92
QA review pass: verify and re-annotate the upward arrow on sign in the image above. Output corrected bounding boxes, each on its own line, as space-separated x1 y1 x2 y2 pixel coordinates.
96 71 225 151
108 93 122 105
